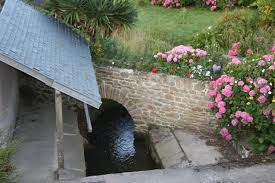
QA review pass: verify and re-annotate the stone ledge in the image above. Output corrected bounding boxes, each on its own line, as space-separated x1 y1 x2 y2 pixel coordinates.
149 127 224 169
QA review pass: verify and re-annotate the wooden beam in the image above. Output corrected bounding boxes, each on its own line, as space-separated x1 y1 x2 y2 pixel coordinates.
55 90 64 169
83 103 93 133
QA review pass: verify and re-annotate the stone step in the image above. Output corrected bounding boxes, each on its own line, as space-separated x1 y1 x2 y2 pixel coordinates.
173 129 223 167
149 128 224 168
149 128 188 168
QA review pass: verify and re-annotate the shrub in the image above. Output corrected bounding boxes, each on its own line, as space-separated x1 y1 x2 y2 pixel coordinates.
238 0 256 6
251 0 275 24
0 133 16 183
208 44 275 153
191 9 274 55
43 0 137 39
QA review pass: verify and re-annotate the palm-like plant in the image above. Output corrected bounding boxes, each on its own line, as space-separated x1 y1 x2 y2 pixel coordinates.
44 0 137 39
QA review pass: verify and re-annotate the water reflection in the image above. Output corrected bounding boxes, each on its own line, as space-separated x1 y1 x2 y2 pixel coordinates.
85 99 156 176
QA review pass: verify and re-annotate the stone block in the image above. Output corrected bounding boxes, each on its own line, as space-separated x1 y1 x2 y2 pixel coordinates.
173 129 223 166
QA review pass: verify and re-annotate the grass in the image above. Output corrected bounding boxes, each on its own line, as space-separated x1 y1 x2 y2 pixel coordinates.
96 3 222 70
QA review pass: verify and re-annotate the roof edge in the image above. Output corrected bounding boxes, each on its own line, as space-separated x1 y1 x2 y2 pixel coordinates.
0 53 102 109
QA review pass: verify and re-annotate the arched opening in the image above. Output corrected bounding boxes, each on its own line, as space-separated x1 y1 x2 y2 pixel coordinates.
83 99 157 176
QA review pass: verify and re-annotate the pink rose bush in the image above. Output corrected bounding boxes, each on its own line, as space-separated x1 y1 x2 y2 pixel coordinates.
150 0 182 8
208 45 275 152
153 45 213 80
204 0 217 11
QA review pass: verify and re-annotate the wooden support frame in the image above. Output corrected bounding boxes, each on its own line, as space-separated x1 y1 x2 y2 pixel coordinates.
84 103 93 133
55 90 64 169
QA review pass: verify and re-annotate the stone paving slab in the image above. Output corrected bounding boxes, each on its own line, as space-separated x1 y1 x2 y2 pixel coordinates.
173 129 223 166
149 128 224 168
81 163 275 183
149 128 188 168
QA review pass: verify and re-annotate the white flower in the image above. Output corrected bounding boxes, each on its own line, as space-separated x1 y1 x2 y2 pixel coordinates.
197 65 202 69
268 91 272 94
270 83 273 86
205 71 211 76
234 81 238 83
112 62 115 65
190 74 194 78
262 69 265 73
208 26 212 30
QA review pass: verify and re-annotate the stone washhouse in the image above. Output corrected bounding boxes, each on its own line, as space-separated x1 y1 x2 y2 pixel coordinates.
0 0 101 181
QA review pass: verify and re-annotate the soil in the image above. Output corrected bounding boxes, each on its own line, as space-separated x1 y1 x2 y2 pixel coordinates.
203 133 275 168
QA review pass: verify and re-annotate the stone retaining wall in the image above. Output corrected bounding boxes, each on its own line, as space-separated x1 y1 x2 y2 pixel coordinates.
96 66 215 134
18 66 216 134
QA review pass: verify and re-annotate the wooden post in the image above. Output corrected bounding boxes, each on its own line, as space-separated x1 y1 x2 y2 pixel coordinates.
83 103 93 133
55 90 64 169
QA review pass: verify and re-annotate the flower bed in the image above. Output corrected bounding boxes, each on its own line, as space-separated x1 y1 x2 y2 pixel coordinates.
153 45 222 80
208 44 275 153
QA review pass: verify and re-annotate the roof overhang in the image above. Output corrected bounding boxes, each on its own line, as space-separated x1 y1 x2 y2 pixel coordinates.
0 53 101 108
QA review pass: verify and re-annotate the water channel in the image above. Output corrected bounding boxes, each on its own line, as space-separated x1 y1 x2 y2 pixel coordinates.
84 99 157 176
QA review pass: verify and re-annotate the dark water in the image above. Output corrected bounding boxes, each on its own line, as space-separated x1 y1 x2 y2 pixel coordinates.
85 100 157 176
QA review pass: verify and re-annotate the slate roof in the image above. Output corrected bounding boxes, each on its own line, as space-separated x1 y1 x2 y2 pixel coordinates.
0 0 102 108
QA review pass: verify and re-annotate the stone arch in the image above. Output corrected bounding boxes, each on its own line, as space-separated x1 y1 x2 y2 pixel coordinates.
97 81 145 133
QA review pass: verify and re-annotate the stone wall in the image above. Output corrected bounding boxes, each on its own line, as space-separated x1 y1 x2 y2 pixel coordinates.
0 62 18 137
95 66 215 134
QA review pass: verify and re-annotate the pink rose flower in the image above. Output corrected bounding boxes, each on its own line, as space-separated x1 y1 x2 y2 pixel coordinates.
257 78 268 85
207 101 215 109
225 134 232 141
221 88 232 97
246 77 253 83
260 87 268 94
263 54 274 61
263 107 271 116
210 81 216 88
210 5 216 11
232 42 239 49
215 112 222 119
235 111 242 118
268 145 275 153
231 119 238 126
208 90 217 96
257 60 265 66
242 85 250 93
215 94 222 103
220 127 229 137
268 65 275 70
257 96 266 103
219 107 226 114
161 53 167 59
241 112 253 123
217 101 226 108
249 90 256 97
228 49 238 56
237 80 244 86
230 58 241 64
188 59 193 64
224 85 232 90
247 49 253 54
167 54 173 62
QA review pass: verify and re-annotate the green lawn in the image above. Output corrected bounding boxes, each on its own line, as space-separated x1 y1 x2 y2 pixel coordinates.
112 4 221 55
98 4 222 70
